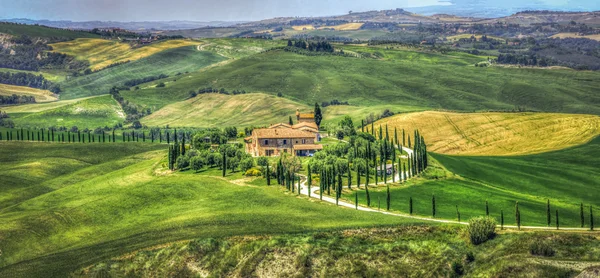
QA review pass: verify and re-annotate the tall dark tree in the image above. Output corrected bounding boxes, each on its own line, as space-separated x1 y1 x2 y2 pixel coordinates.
222 151 227 177
547 199 551 227
516 201 521 230
266 163 271 186
365 184 371 207
581 203 585 228
386 185 391 211
432 195 436 218
456 205 460 222
591 206 594 231
409 197 413 215
355 192 358 210
501 210 504 230
307 165 312 197
556 209 559 230
486 200 489 216
314 103 322 127
289 116 294 125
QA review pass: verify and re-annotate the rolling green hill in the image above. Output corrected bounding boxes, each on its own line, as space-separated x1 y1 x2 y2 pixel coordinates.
0 142 418 277
59 46 227 100
10 95 124 129
344 136 600 227
0 22 99 39
120 48 600 115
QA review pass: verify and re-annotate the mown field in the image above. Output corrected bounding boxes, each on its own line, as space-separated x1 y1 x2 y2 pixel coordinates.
9 95 124 129
141 93 311 128
59 46 227 100
343 136 600 227
374 111 600 155
119 48 600 115
0 84 57 102
50 38 200 71
0 142 418 277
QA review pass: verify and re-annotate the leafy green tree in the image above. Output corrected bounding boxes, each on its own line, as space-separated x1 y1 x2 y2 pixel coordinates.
257 156 269 167
190 156 205 172
176 156 189 170
228 157 239 172
240 157 255 173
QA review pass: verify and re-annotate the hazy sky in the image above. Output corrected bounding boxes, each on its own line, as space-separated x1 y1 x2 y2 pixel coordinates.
0 0 445 22
0 0 592 22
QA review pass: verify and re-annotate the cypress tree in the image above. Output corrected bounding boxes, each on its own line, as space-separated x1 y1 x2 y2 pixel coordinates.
16 129 20 141
159 130 162 143
408 135 412 149
355 191 358 210
547 199 551 227
371 122 374 136
501 210 504 230
394 127 398 147
142 131 145 142
432 195 436 218
168 145 173 170
41 128 44 141
356 164 361 189
67 131 70 143
222 151 226 177
378 125 382 140
374 155 378 185
307 165 311 197
556 209 559 230
298 174 301 195
361 119 364 132
347 161 351 189
516 201 521 230
386 185 391 211
113 129 115 143
581 203 585 228
365 184 371 207
319 171 323 200
167 131 170 144
591 206 594 231
409 197 413 215
378 196 381 211
486 200 489 216
78 131 81 142
103 132 105 143
365 159 370 186
456 205 460 222
51 129 54 142
385 124 389 141
267 163 271 186
181 136 186 156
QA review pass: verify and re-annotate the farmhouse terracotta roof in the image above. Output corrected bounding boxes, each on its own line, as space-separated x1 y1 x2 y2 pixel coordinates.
253 128 316 139
293 144 324 150
269 123 292 128
292 122 319 130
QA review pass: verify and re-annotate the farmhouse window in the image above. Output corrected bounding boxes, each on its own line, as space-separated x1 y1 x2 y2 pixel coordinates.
264 140 268 145
283 140 287 144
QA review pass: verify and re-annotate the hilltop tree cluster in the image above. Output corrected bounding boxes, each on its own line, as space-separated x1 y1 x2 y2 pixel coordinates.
189 87 248 98
0 72 61 93
0 94 36 105
287 40 334 52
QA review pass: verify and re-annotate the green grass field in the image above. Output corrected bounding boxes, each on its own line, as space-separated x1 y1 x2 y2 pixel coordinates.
0 22 98 39
119 48 600 115
343 136 600 227
9 95 124 129
59 46 227 100
0 68 66 83
0 142 420 277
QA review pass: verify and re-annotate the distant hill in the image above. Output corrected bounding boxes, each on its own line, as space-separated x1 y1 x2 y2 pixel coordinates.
0 22 98 39
0 19 245 31
482 11 600 25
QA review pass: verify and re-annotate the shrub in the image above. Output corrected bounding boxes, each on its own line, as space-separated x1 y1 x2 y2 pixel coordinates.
176 156 190 170
451 261 464 276
257 156 269 167
190 156 205 172
240 157 255 172
468 217 496 245
156 82 166 88
464 251 475 263
244 168 262 177
529 240 555 257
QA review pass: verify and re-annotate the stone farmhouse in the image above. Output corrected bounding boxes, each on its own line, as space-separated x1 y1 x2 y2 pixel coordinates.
245 115 322 157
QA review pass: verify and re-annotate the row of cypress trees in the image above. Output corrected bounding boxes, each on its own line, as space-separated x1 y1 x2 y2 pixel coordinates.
1 127 193 144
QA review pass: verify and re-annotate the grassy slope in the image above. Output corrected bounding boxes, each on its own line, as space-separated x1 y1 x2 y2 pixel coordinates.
79 227 600 277
10 95 124 128
344 137 600 227
0 84 57 102
0 143 419 277
374 111 600 155
59 46 227 100
121 48 600 115
50 39 200 71
0 22 98 39
141 93 312 128
0 96 100 113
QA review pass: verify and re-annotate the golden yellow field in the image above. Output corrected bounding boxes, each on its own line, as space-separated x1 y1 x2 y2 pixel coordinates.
550 33 600 41
50 38 199 71
291 25 315 31
319 23 364 31
0 84 57 102
141 93 310 128
374 111 600 156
